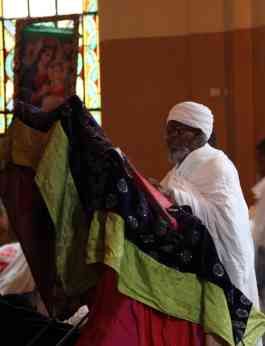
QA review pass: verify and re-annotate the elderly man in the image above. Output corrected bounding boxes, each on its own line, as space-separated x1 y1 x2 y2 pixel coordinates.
161 101 259 311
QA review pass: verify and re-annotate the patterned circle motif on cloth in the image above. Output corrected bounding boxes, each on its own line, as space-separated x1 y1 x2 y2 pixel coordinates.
213 263 225 277
117 178 128 193
191 229 201 246
127 216 139 229
240 295 251 306
180 250 192 264
232 320 246 329
236 308 249 319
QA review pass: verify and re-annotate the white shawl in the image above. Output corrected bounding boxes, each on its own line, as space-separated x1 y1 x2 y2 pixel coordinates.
161 143 259 308
252 177 265 246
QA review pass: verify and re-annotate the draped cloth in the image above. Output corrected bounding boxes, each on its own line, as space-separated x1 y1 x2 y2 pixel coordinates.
161 144 259 311
252 177 265 315
76 267 205 346
252 177 265 246
8 95 265 346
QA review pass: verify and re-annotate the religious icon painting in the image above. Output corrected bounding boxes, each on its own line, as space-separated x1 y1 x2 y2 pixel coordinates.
14 15 79 111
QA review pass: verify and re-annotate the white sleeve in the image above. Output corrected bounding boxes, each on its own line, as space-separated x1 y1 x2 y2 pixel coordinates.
161 172 212 228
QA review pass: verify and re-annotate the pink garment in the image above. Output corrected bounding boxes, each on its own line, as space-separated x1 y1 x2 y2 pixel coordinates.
0 243 18 271
0 243 35 294
76 268 205 346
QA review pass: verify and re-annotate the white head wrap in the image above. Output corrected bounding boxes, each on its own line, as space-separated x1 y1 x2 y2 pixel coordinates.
167 101 214 140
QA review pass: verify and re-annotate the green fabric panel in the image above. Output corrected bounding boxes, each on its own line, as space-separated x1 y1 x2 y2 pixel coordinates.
35 123 70 229
244 307 265 346
118 240 233 346
35 126 265 345
89 212 265 346
35 123 97 295
86 211 124 272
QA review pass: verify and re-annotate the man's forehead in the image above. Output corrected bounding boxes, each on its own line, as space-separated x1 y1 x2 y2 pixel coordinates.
166 120 195 130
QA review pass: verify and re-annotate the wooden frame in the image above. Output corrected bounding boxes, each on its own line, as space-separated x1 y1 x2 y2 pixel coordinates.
14 15 79 109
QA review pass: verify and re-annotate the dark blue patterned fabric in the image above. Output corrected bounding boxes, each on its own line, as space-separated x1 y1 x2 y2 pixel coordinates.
15 95 252 344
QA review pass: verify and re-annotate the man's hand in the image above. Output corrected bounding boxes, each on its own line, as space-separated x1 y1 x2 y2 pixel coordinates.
148 177 161 189
148 177 173 200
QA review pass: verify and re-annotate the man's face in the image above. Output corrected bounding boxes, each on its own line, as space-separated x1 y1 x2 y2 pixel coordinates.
165 120 201 164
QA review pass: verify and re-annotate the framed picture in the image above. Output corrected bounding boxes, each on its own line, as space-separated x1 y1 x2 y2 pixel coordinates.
14 15 79 111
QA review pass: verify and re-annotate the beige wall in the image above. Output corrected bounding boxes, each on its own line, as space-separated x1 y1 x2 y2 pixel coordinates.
99 0 258 40
99 0 228 39
98 0 264 204
252 0 265 27
98 1 188 40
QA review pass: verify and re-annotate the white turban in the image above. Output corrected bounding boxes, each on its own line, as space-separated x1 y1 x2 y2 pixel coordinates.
167 101 214 140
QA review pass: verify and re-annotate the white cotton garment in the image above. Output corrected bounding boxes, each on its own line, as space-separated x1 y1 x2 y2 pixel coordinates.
161 144 259 310
167 101 214 140
252 177 265 246
0 242 35 295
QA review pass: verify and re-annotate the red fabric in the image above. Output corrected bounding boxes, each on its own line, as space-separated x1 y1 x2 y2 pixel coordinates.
126 160 177 229
76 268 205 346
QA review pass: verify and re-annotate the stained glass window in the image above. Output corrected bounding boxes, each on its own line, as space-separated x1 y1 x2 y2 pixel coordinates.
0 0 101 134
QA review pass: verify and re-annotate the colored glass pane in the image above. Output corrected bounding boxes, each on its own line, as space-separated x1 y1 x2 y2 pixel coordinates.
79 20 83 35
0 23 3 111
0 21 3 48
3 0 28 18
0 0 100 134
5 79 13 109
4 20 15 51
0 114 5 133
83 15 98 49
84 49 101 108
77 52 83 76
83 0 98 12
0 48 4 111
76 76 84 101
79 36 83 51
58 0 82 15
0 82 4 111
5 48 13 80
4 21 15 113
6 98 13 111
6 113 13 127
86 79 100 109
0 95 4 112
77 20 84 98
83 15 100 108
29 0 55 17
90 110 101 126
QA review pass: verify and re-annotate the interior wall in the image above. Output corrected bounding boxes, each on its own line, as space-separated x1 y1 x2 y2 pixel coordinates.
252 1 265 146
98 0 263 204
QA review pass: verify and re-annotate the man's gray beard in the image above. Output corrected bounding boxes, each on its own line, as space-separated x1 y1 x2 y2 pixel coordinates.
168 148 190 166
